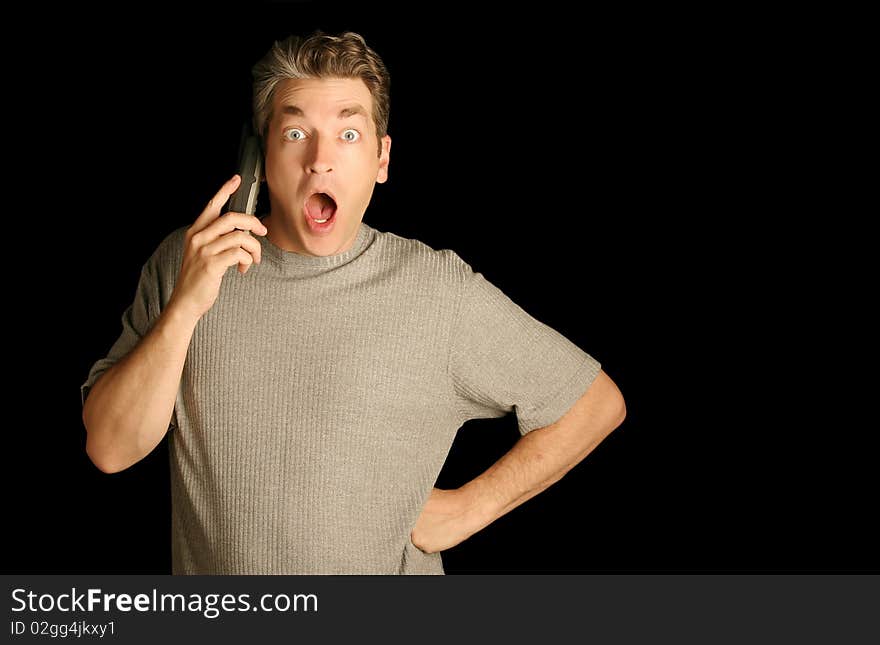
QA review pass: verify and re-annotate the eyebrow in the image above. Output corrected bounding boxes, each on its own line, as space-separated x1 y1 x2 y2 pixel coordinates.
281 104 368 119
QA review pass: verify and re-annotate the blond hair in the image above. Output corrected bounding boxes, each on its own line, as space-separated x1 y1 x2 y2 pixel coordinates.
252 31 390 155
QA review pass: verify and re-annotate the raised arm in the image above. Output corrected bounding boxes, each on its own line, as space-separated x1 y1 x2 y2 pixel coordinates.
82 175 266 473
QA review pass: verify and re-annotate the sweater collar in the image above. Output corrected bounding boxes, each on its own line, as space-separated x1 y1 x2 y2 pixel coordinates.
257 220 376 277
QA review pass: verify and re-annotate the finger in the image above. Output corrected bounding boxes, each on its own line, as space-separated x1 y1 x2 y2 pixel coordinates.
190 175 242 234
202 213 268 240
189 215 265 256
214 247 254 274
203 230 262 265
236 248 254 274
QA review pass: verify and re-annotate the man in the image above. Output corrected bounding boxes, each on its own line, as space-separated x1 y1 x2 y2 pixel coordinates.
81 31 626 574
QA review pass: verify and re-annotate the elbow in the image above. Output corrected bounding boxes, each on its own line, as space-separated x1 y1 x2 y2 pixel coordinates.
85 434 129 474
86 441 131 475
598 389 625 437
83 408 131 475
612 391 626 429
599 371 626 433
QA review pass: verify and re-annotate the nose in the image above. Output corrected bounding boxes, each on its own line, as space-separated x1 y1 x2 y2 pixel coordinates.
307 134 334 174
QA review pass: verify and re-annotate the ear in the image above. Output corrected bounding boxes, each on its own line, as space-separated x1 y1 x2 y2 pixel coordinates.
376 135 392 184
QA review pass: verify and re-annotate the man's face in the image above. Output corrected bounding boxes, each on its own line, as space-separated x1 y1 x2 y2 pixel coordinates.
264 77 391 257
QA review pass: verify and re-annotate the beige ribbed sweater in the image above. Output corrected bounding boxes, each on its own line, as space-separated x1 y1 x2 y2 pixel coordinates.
81 221 600 574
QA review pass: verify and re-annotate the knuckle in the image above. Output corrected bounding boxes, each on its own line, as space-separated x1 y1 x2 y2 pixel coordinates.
185 227 197 247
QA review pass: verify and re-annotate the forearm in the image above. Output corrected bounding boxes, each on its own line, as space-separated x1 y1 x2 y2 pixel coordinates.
82 303 199 473
459 371 626 535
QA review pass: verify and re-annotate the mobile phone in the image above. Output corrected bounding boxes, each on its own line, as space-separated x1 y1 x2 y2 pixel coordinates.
225 121 263 216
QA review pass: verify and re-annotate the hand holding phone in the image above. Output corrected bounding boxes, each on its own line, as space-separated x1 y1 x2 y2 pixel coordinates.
168 123 268 321
170 176 268 321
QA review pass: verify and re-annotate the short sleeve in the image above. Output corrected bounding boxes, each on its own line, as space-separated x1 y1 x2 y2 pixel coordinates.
449 270 601 436
80 259 162 410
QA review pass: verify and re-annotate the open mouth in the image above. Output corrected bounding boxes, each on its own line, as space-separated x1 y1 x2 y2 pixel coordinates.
304 192 338 225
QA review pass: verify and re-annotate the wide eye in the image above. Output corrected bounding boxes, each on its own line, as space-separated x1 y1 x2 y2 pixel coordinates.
283 128 306 141
341 129 360 142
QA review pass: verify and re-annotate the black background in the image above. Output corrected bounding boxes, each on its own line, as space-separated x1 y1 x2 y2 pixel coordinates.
5 3 874 574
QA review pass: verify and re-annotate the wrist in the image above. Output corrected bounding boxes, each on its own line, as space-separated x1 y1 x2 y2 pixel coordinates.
456 481 498 537
159 299 202 337
163 298 202 330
